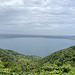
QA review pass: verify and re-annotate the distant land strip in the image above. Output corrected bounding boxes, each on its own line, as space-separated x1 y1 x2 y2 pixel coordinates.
0 34 75 40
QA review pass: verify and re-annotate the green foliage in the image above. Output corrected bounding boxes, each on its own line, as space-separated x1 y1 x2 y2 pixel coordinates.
0 46 75 75
0 48 42 62
39 46 75 67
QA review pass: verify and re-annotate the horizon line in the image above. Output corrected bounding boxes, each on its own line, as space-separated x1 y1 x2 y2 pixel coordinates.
0 34 75 40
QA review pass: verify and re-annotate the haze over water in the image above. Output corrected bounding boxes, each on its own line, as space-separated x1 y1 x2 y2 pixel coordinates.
0 38 75 57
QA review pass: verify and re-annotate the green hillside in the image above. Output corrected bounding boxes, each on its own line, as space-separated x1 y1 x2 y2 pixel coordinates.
39 46 75 66
0 46 75 75
0 48 42 62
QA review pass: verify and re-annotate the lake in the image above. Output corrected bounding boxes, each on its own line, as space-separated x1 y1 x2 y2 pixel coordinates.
0 38 75 57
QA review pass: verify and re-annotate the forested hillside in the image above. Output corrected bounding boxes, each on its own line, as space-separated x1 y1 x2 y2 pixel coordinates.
0 46 75 75
39 46 75 66
0 48 41 62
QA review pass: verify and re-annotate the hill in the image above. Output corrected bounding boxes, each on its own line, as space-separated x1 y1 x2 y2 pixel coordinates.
39 46 75 66
0 48 42 62
0 46 75 75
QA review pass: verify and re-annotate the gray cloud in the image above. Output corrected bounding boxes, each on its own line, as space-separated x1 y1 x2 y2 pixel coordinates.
0 0 75 35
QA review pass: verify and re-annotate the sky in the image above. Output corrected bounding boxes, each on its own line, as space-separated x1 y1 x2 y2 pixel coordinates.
0 0 75 35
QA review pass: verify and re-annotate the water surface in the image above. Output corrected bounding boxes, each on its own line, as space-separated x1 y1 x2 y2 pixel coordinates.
0 38 75 57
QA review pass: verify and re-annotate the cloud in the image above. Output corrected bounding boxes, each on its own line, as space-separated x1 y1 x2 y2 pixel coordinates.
0 0 75 35
0 0 24 7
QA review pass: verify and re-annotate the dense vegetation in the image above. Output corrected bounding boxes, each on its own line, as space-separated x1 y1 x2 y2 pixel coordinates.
0 46 75 75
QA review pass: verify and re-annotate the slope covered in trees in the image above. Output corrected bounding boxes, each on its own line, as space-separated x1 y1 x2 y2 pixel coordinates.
0 48 41 62
0 46 75 75
39 46 75 66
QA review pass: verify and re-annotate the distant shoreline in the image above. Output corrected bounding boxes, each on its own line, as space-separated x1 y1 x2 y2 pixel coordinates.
0 34 75 40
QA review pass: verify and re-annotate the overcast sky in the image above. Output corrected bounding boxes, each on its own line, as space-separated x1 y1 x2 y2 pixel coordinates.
0 0 75 35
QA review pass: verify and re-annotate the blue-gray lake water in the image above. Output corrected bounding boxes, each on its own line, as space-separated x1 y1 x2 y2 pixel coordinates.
0 38 75 57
